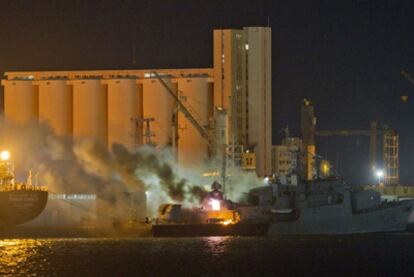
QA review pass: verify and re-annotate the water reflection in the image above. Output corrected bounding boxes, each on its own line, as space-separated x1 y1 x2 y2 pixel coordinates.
203 236 231 257
0 239 48 276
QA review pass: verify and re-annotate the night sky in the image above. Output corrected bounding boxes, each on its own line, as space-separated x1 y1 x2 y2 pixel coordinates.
1 0 414 183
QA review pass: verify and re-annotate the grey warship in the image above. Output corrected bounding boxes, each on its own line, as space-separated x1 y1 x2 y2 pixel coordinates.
239 176 414 235
237 99 414 235
153 99 414 236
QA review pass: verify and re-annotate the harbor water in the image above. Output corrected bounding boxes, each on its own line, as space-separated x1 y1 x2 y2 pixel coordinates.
1 234 414 276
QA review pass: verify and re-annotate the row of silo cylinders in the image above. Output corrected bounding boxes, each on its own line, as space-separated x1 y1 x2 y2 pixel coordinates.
2 78 212 167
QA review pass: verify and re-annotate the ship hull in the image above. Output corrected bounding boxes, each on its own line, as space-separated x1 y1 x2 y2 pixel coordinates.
0 190 48 227
266 200 414 235
152 200 414 237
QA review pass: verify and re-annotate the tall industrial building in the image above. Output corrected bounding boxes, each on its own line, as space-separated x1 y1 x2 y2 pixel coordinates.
1 26 272 177
214 27 272 176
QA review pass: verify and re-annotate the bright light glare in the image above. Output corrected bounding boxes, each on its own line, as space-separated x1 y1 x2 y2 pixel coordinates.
376 170 384 178
211 199 220 211
0 150 10 161
202 171 220 177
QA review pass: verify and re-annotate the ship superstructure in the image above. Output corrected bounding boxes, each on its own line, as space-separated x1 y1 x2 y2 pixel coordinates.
239 177 414 235
0 150 48 227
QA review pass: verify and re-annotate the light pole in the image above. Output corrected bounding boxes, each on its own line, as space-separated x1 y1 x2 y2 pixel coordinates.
376 170 384 185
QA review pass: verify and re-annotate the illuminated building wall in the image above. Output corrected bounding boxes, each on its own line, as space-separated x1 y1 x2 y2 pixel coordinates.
2 79 38 125
1 69 213 169
139 78 176 148
103 78 142 149
69 79 108 145
35 80 73 136
176 77 213 167
272 145 294 177
272 137 302 178
1 26 272 176
213 29 246 148
213 27 272 176
245 27 272 177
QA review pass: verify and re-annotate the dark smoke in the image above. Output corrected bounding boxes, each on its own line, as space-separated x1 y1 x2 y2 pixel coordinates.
188 186 209 203
112 143 196 202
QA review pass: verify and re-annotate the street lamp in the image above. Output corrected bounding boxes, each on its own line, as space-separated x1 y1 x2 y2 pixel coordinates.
376 170 384 185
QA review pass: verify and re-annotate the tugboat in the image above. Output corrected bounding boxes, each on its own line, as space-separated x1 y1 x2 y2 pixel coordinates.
0 150 48 227
151 181 268 237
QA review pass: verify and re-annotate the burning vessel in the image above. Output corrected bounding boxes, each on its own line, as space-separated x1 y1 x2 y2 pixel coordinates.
152 181 268 237
0 150 48 227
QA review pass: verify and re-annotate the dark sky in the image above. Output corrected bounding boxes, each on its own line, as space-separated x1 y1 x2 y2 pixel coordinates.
1 0 414 183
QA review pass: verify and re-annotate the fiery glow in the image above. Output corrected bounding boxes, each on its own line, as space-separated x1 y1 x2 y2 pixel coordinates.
210 199 220 211
0 150 10 161
221 219 233 225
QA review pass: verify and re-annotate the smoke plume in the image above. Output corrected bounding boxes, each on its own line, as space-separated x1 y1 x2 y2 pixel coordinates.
0 119 262 221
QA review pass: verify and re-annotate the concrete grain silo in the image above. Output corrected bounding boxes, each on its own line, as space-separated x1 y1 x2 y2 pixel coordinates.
177 78 212 167
140 78 176 148
35 80 73 136
1 80 38 124
68 79 107 146
104 79 142 149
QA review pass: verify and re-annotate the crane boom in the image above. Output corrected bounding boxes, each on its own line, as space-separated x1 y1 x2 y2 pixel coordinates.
152 72 210 145
401 70 414 86
316 130 371 137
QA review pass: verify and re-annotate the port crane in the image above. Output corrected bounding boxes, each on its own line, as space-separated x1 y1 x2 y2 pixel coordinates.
302 102 399 185
401 70 414 102
316 127 399 185
315 122 379 174
401 70 414 87
152 72 254 194
151 72 211 146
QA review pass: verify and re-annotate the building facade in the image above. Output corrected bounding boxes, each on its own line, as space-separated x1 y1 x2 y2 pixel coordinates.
214 27 272 176
272 137 302 178
2 27 272 176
